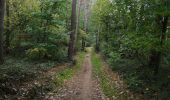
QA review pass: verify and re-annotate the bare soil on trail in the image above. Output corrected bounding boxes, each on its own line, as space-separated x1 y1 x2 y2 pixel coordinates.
46 53 105 100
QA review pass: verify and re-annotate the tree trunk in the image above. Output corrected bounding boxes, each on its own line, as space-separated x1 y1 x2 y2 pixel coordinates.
75 0 81 53
84 0 87 33
65 0 69 29
68 0 77 60
82 37 85 51
0 0 5 64
149 16 168 75
96 25 100 52
5 0 10 54
149 50 161 75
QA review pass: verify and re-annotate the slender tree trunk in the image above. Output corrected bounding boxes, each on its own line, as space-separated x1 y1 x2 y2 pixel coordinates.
96 26 100 52
149 16 168 75
82 37 85 50
5 0 10 54
149 50 161 75
75 0 81 37
65 0 69 29
82 0 90 50
84 0 87 33
75 0 81 53
160 16 168 45
68 0 77 60
0 0 5 64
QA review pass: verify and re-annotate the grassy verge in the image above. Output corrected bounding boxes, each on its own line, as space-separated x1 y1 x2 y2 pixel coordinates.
91 51 118 99
54 52 85 87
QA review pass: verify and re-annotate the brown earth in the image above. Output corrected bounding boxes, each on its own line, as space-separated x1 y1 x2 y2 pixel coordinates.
45 53 105 100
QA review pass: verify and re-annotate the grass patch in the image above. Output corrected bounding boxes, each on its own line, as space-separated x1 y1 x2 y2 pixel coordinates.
91 51 118 99
54 52 85 87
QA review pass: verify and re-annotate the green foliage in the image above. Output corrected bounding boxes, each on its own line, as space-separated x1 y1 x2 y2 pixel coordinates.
91 0 170 61
26 43 67 61
54 52 85 86
0 56 56 98
36 43 67 61
125 73 143 91
76 29 93 51
26 47 47 60
54 68 73 86
0 57 55 82
108 51 170 99
91 0 170 99
108 52 121 64
4 0 70 62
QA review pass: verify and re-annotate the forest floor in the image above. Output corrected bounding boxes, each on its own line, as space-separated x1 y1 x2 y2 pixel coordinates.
0 62 69 99
0 48 147 100
44 48 147 100
45 51 105 100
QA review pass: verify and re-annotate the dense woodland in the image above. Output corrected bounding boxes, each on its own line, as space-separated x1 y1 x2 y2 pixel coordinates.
91 0 170 99
0 0 170 99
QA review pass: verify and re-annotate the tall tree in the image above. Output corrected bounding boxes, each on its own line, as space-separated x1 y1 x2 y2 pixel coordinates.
95 25 100 52
68 0 77 60
0 0 5 64
75 0 81 53
149 16 169 75
82 0 91 50
5 0 10 54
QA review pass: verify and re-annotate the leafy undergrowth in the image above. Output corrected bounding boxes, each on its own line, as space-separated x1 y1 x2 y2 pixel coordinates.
53 52 85 89
105 52 170 99
0 56 65 99
92 52 146 100
0 52 85 99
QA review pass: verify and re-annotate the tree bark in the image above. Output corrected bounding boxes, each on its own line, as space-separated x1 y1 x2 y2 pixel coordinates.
65 0 69 29
82 37 85 50
5 0 10 54
96 26 100 52
75 0 81 53
0 0 5 64
149 50 161 75
83 0 87 33
68 0 77 60
149 16 168 75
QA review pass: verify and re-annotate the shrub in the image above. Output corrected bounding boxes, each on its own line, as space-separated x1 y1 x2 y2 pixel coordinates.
10 42 34 57
36 43 67 61
26 47 47 60
108 51 121 66
25 43 67 61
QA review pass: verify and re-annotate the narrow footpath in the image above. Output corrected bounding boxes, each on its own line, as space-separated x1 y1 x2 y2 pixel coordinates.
49 53 105 100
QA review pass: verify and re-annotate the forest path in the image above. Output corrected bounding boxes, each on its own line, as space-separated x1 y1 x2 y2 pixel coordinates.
51 50 105 100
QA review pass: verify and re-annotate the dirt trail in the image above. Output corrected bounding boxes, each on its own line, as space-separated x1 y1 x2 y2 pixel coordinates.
48 53 105 100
